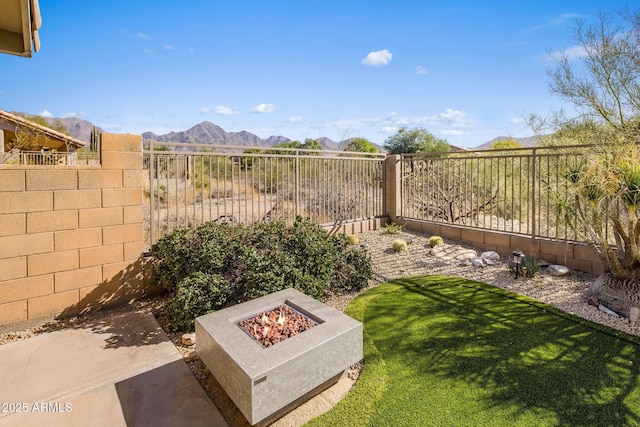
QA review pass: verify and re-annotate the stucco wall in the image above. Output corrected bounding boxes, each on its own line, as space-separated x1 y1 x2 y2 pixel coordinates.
0 134 159 326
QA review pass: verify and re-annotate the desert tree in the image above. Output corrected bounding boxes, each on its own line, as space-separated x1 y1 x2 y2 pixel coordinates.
383 126 450 155
540 7 640 314
548 8 640 140
489 138 522 150
341 137 378 157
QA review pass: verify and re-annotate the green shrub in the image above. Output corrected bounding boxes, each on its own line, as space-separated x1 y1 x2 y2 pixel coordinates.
392 239 408 252
152 217 373 331
162 272 231 332
383 222 405 234
332 246 373 293
152 221 239 294
429 236 444 247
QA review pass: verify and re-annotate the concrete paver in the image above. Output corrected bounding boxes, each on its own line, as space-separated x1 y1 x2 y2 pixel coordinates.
0 311 227 427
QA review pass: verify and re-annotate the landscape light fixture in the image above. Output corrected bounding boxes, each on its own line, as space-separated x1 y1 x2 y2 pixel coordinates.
511 251 525 279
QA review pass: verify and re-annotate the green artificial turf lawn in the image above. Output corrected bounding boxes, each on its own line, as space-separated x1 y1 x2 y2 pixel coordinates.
307 275 640 427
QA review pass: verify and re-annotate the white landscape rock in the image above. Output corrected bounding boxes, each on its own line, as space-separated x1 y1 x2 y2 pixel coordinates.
455 249 478 261
470 257 485 268
630 307 640 326
430 244 478 263
480 251 501 262
547 265 570 277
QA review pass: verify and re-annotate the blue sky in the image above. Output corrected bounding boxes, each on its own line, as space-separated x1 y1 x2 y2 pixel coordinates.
0 0 633 148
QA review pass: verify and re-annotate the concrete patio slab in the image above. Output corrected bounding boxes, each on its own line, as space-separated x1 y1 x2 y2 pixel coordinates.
0 311 227 427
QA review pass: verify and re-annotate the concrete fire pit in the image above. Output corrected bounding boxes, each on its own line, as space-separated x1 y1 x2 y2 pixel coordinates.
195 288 363 426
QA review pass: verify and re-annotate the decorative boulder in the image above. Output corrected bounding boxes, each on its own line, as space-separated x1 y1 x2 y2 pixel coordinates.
470 257 485 268
481 251 501 262
548 265 570 276
455 249 477 261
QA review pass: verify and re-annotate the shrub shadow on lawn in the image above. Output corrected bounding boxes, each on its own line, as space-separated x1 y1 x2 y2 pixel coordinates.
361 275 640 426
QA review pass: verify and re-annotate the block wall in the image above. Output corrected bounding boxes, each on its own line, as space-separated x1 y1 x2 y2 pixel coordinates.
0 134 157 327
399 218 605 275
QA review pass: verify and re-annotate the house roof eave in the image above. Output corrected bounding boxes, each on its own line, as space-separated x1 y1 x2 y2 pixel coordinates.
0 109 86 149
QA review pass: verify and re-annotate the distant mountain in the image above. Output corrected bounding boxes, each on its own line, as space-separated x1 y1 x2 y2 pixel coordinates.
142 122 346 151
55 117 103 143
16 111 538 152
142 121 292 150
316 137 340 151
13 112 102 143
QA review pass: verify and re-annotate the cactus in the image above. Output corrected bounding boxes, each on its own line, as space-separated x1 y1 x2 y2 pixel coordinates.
523 256 540 277
392 239 408 252
346 234 359 245
383 222 405 234
429 236 444 247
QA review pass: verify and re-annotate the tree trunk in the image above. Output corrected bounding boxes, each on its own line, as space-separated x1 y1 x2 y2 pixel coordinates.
585 271 640 317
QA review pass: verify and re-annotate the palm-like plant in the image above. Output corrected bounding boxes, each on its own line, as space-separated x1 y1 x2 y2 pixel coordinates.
561 143 640 314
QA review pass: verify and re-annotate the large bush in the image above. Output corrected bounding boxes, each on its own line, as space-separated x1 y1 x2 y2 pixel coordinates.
152 217 372 331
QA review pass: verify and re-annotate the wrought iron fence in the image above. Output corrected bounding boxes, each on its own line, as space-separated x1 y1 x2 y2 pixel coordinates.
145 141 615 247
398 145 594 242
145 142 386 245
0 150 100 165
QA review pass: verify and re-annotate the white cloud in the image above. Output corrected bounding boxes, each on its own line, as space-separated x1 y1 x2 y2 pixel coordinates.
62 112 85 118
546 44 587 62
287 116 303 123
163 44 174 50
442 129 465 136
106 111 117 118
104 123 124 132
438 108 467 125
510 116 525 125
187 48 195 54
381 126 399 133
361 49 392 66
415 66 428 75
215 105 239 115
200 107 210 114
135 32 149 40
39 110 53 118
251 103 276 113
530 13 583 32
383 108 473 129
143 49 154 56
